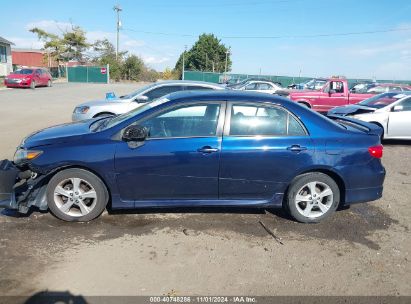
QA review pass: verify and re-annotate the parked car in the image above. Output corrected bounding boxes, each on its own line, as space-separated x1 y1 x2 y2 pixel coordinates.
4 68 52 89
349 81 377 93
366 83 411 94
288 77 375 112
72 80 224 121
328 92 411 140
0 91 385 223
229 80 283 94
287 78 327 91
226 78 282 89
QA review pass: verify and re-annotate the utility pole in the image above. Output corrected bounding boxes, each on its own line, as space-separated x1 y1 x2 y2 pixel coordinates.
205 53 208 72
113 4 122 61
224 47 231 82
182 45 187 80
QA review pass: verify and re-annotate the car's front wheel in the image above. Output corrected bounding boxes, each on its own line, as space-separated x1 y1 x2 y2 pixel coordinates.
285 172 340 223
47 168 108 222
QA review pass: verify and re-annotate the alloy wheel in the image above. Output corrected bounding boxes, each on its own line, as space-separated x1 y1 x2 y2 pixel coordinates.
53 178 98 217
294 181 334 218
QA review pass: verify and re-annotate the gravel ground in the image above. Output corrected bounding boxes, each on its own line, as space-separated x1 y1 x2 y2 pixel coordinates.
0 83 410 299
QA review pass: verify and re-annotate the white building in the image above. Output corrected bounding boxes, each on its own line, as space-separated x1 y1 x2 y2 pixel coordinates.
0 36 13 77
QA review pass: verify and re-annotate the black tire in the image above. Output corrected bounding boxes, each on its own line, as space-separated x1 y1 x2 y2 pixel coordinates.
47 80 52 87
298 102 310 108
30 81 36 89
47 168 108 222
285 172 340 223
94 113 115 118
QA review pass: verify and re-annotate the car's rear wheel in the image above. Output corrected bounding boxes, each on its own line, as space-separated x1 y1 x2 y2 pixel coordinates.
30 81 36 89
47 168 108 222
47 80 52 87
285 172 340 223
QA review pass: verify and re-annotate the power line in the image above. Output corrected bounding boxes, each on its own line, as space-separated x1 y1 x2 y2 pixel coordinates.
122 26 411 40
144 0 295 8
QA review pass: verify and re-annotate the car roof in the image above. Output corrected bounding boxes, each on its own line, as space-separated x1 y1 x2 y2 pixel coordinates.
154 80 224 88
165 90 291 105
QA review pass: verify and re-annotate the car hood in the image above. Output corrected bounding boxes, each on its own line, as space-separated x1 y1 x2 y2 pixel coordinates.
78 98 132 108
328 105 376 116
22 120 95 148
7 73 32 79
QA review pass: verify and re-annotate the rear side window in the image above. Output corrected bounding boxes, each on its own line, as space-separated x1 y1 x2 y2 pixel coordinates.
229 104 306 136
184 85 214 91
144 85 184 101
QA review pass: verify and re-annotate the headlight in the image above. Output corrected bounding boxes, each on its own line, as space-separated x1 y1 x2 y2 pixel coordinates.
74 106 90 114
13 149 43 165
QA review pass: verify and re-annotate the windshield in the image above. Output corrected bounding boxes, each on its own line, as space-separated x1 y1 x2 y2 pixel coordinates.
120 83 158 99
93 97 171 131
13 69 34 75
358 92 410 108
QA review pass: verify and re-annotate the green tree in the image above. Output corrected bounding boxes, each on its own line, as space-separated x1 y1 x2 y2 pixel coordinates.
30 26 89 62
122 55 144 81
174 34 231 77
62 26 89 61
29 28 65 76
92 39 126 81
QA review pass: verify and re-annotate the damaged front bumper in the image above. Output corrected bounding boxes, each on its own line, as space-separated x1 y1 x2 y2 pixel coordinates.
0 159 48 213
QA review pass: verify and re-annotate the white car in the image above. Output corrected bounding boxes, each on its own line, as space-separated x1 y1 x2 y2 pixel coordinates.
230 80 283 94
328 92 411 140
72 80 224 121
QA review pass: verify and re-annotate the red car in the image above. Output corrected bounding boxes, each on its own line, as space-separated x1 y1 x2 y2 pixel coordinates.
4 68 52 89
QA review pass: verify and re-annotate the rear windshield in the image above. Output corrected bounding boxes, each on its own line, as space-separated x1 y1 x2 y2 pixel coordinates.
358 92 411 108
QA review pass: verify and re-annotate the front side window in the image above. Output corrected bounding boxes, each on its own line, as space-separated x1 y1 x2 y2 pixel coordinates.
0 45 6 63
397 98 411 111
257 83 273 90
140 103 221 138
229 104 306 136
245 83 257 90
144 85 184 101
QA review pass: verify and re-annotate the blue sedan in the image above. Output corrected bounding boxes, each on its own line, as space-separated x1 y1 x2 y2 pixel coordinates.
0 91 385 223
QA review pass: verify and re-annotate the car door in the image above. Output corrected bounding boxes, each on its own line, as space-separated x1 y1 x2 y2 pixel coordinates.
114 101 225 204
219 102 314 200
33 69 42 85
317 81 348 112
256 82 276 94
387 97 411 138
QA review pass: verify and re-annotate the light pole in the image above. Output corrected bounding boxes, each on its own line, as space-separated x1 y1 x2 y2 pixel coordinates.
182 45 187 80
113 5 122 61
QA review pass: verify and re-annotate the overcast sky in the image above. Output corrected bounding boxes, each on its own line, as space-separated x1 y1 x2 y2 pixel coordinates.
2 0 411 80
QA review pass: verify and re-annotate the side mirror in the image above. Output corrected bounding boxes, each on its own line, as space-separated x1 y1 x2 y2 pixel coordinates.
392 105 403 112
122 125 148 142
135 95 149 103
329 89 336 95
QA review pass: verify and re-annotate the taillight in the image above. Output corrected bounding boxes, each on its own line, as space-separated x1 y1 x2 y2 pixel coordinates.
369 145 383 159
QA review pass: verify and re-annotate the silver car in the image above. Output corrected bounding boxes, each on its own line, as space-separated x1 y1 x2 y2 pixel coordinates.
230 80 283 94
72 80 224 121
328 92 411 140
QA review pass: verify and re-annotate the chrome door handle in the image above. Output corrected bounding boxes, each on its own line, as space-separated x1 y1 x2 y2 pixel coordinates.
287 145 307 152
197 146 219 153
